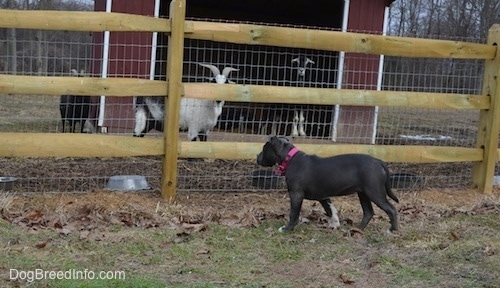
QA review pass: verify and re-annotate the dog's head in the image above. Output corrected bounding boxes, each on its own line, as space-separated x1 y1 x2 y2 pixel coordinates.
256 136 293 167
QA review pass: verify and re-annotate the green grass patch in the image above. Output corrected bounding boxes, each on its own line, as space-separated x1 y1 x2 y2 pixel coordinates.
1 198 499 288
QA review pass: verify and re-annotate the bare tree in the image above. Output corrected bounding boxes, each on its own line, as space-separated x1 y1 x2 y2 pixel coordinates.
385 0 496 94
35 0 51 75
389 0 500 40
6 0 17 74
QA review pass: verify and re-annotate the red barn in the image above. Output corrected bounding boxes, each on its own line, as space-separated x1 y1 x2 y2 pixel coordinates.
91 0 395 143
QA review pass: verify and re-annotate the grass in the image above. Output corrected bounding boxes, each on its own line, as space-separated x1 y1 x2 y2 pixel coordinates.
1 213 499 287
0 94 61 133
1 190 499 287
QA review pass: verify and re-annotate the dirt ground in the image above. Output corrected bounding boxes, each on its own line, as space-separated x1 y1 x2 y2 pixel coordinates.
1 186 499 287
2 186 499 233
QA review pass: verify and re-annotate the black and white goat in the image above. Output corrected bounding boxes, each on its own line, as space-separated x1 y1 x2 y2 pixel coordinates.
266 56 314 137
60 69 91 133
133 63 238 141
290 56 314 137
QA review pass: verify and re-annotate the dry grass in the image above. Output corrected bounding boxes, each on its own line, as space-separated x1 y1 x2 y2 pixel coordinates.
0 94 60 133
1 188 499 287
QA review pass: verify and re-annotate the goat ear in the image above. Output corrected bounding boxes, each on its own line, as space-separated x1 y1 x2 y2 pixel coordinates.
71 69 78 75
291 57 299 64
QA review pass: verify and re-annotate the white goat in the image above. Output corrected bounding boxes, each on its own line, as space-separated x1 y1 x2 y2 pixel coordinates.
133 63 238 141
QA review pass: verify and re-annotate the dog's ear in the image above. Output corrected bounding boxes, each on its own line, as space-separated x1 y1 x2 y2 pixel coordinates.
278 136 290 143
270 136 289 151
269 135 279 144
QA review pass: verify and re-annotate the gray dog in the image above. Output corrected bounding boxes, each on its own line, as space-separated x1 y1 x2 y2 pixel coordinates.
256 136 399 233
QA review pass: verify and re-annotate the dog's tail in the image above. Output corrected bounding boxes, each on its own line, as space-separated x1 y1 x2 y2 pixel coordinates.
382 162 399 203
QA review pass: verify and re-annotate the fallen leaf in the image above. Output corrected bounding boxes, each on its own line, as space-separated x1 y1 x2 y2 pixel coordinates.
24 210 43 221
350 227 363 235
368 261 379 268
79 230 90 240
438 243 450 250
35 241 47 249
108 215 123 225
121 217 134 227
483 246 495 256
172 231 190 243
339 258 351 264
75 205 92 220
52 221 64 229
344 218 354 226
159 242 171 249
220 214 240 227
58 227 73 236
196 249 210 255
180 222 206 232
339 273 355 284
450 231 459 240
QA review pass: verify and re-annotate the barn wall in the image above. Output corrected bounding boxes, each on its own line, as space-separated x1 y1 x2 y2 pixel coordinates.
91 0 390 139
92 0 157 134
336 0 388 143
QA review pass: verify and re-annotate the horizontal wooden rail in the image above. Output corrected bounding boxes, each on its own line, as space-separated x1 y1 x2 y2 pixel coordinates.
0 74 167 96
186 21 497 60
0 10 494 60
180 142 483 163
0 133 164 157
0 133 484 164
183 83 490 109
0 74 489 110
0 9 171 32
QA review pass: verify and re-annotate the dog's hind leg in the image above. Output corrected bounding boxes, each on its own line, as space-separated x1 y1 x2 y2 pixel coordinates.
357 193 374 230
368 194 399 232
319 199 340 229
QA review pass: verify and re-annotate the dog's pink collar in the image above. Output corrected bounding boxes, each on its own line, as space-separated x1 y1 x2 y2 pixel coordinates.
275 147 300 176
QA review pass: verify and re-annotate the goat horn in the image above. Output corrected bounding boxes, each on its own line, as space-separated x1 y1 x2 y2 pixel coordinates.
305 58 315 65
222 67 239 78
198 63 221 76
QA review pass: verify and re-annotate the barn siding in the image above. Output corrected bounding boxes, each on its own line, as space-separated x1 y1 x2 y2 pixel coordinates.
91 0 156 134
336 0 388 143
91 0 391 139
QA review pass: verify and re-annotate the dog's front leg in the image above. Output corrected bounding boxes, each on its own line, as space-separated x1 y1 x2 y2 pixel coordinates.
319 199 340 229
279 191 304 232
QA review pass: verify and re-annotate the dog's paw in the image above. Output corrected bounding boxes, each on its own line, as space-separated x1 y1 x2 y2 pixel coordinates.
328 219 341 229
328 222 341 229
278 226 286 233
386 229 400 237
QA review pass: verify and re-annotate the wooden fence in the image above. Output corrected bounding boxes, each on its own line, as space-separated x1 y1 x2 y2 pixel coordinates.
0 0 499 200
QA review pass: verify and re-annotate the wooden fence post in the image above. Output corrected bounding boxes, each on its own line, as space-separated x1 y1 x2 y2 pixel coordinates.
162 0 186 201
472 24 500 194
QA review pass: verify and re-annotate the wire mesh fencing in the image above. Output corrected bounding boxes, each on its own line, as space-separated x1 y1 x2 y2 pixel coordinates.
0 16 496 193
